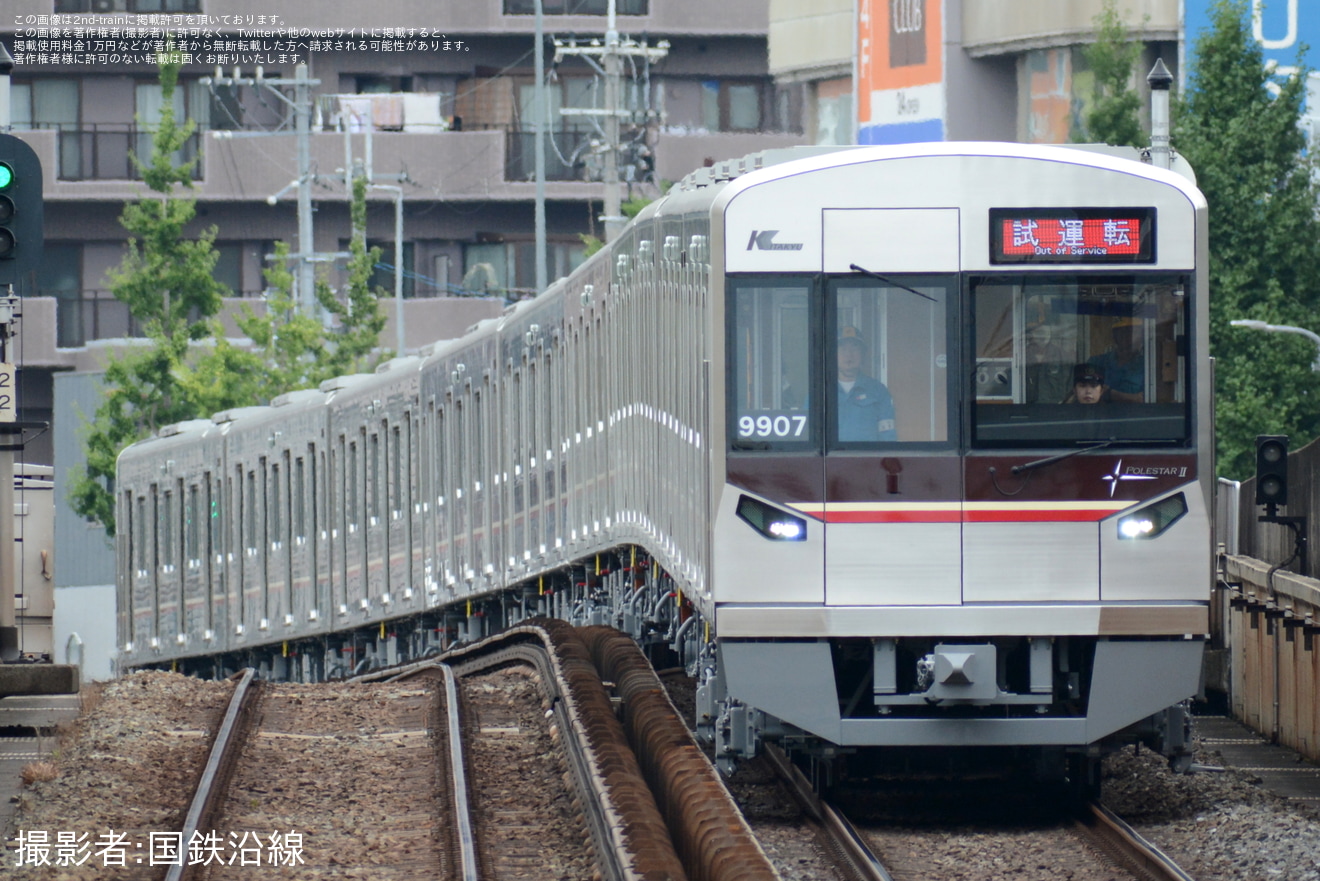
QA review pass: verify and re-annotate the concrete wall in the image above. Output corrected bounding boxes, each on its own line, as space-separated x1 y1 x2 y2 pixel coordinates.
960 0 1179 57
769 0 854 80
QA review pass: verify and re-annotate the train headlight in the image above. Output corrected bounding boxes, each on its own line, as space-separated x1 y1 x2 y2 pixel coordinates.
736 494 807 541
1116 492 1187 540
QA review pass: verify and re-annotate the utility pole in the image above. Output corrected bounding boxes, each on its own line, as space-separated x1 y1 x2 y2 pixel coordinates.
534 0 547 293
554 0 668 242
207 64 322 315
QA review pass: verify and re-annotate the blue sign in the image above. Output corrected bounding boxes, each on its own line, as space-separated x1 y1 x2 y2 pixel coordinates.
1184 0 1320 134
1184 0 1315 76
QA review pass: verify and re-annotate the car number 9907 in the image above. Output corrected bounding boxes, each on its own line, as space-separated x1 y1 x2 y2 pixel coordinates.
738 413 807 438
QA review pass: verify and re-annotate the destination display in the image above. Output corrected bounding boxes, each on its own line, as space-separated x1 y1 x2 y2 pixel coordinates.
990 208 1155 264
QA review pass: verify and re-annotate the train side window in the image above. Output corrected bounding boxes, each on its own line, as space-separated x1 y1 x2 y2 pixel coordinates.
728 277 814 451
828 275 953 447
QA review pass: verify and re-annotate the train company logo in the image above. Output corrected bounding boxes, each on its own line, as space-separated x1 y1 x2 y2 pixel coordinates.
746 230 804 251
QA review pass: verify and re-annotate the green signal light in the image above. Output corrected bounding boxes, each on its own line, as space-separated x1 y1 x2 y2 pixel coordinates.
0 163 12 190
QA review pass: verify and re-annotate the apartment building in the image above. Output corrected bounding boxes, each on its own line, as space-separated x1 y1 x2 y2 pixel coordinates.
770 0 1180 146
3 0 807 675
3 0 805 465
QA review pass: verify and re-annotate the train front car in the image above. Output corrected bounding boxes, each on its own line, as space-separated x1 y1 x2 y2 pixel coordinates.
704 143 1209 783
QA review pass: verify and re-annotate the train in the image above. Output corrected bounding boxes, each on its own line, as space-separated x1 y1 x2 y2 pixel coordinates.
117 142 1211 785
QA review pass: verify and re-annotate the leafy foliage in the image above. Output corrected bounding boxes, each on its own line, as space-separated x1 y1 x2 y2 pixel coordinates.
1174 0 1320 478
1079 0 1146 148
68 55 228 536
69 59 388 535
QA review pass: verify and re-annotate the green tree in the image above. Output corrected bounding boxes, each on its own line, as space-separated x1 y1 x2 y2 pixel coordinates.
1174 0 1320 478
68 52 230 535
69 60 390 535
1079 0 1146 148
211 182 390 403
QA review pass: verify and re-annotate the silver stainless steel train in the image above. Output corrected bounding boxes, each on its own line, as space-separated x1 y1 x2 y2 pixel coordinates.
117 143 1211 781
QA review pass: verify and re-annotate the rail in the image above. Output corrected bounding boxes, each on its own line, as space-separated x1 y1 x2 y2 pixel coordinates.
166 667 259 881
762 742 895 881
439 663 480 881
1076 802 1197 881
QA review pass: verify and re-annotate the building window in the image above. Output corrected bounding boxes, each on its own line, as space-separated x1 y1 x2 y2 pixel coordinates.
702 80 763 132
213 243 243 296
464 240 586 299
366 241 416 299
504 0 647 13
814 78 853 145
135 80 208 173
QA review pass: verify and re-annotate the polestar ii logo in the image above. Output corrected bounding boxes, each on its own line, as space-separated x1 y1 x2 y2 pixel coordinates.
746 230 804 251
1101 459 1158 497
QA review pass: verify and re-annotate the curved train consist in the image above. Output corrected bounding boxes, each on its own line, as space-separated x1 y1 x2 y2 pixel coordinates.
118 143 1211 777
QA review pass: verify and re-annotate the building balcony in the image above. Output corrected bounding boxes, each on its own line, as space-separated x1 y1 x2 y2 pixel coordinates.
14 125 805 202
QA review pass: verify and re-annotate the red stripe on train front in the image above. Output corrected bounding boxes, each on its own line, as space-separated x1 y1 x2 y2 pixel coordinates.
790 502 1131 523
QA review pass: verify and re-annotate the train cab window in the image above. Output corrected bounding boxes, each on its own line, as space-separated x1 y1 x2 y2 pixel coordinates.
971 275 1190 445
829 276 952 447
729 278 813 450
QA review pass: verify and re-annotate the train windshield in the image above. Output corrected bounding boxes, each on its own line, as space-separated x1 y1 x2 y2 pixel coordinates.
971 274 1190 445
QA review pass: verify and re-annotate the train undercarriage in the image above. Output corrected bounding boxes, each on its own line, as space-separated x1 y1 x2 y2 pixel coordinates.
142 544 1200 795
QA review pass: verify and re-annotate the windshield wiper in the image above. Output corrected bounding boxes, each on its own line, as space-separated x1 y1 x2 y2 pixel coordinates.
1010 440 1115 475
849 264 938 303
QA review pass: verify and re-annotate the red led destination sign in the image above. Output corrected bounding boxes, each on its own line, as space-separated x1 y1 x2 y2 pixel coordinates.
990 208 1155 264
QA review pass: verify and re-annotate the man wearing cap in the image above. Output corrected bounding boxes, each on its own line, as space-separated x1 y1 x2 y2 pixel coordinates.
837 327 897 441
1070 364 1109 404
1087 319 1144 403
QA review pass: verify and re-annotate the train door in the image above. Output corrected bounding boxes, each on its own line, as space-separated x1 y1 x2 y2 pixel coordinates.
204 472 224 643
183 480 205 642
311 443 330 625
157 480 181 644
386 417 409 599
823 275 960 606
266 454 289 627
453 396 469 583
291 449 311 625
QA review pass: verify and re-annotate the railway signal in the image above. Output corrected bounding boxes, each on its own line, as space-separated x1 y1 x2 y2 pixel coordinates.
1255 435 1289 507
0 133 44 288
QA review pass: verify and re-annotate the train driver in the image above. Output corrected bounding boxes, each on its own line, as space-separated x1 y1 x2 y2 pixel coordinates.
1087 318 1144 403
837 326 897 441
1068 363 1110 404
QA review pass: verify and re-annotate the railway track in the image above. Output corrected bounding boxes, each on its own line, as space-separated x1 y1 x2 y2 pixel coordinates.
159 621 775 881
167 669 453 880
760 751 1198 881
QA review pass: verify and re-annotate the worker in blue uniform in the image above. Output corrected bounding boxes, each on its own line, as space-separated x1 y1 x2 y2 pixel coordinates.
836 327 897 442
1087 318 1145 403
